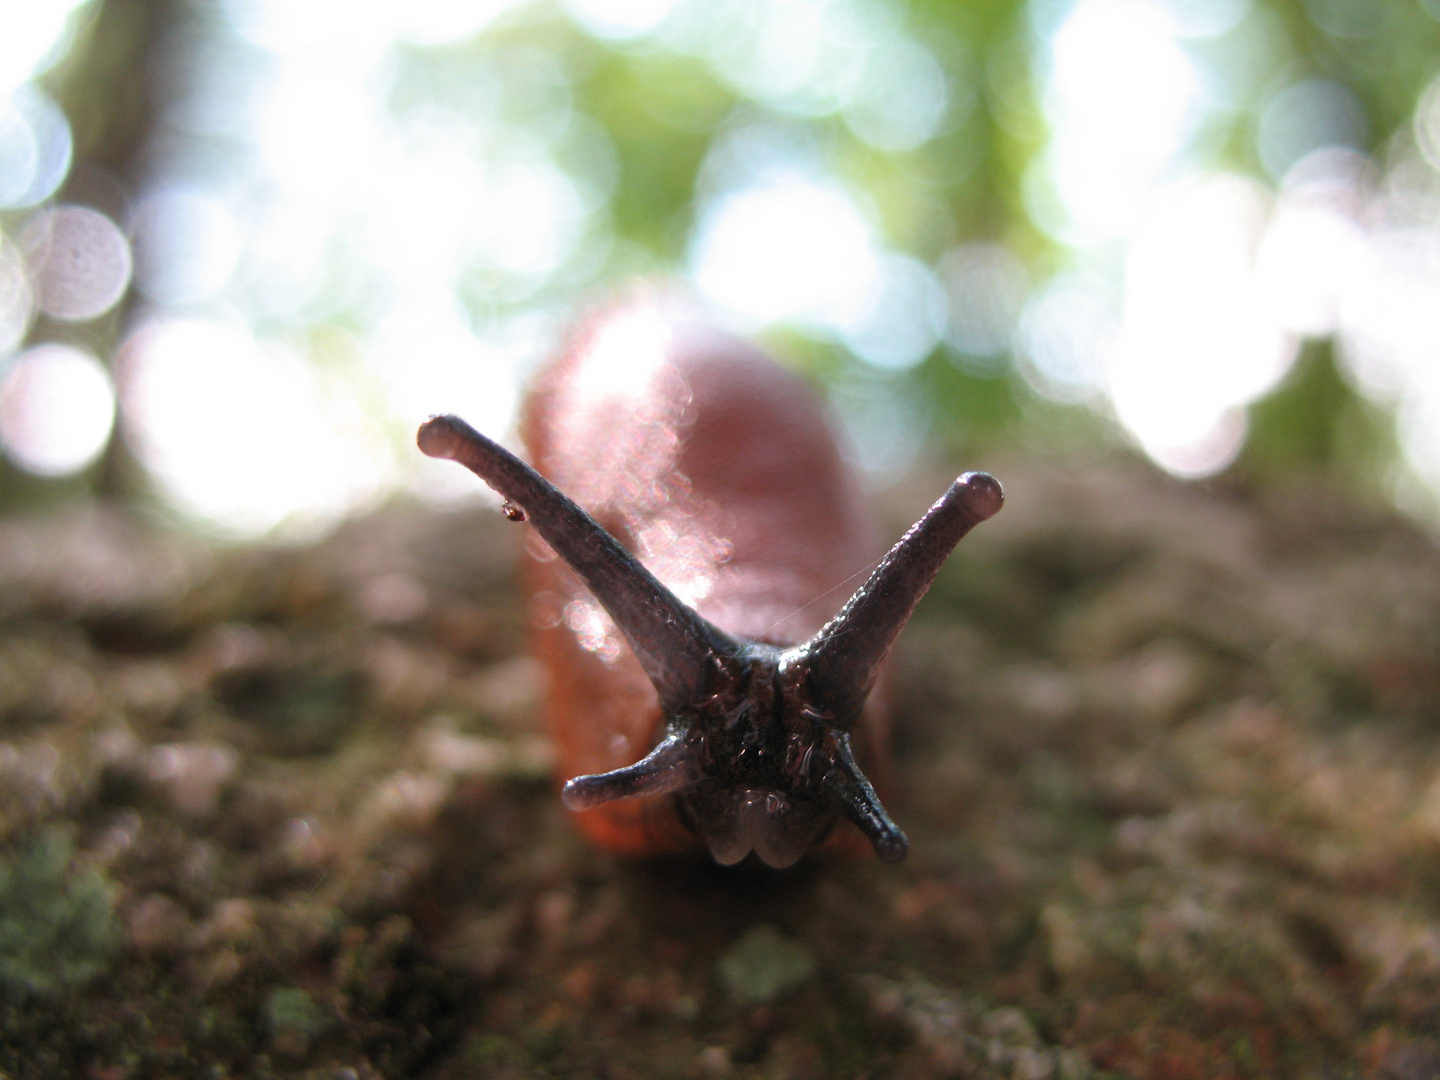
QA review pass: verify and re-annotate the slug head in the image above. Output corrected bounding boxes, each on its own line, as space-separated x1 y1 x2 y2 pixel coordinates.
560 644 901 868
417 413 1002 867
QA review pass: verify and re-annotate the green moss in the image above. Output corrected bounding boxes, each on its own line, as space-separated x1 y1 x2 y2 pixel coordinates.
719 925 817 1004
263 986 329 1039
462 1032 526 1068
0 827 118 998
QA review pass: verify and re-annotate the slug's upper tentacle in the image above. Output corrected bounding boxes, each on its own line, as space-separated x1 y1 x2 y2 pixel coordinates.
791 471 1003 730
417 414 741 714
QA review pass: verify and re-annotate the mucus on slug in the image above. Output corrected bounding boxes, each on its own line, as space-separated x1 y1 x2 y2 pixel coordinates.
417 306 1002 868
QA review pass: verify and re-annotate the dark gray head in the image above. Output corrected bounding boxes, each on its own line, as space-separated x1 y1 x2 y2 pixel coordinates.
418 414 1002 867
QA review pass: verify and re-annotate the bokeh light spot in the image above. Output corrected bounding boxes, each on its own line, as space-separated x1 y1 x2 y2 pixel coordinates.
395 0 526 45
131 186 243 306
690 0 871 117
1257 78 1368 182
1255 149 1372 338
564 0 678 40
690 171 879 332
367 299 521 500
1039 0 1206 244
841 254 946 371
0 343 115 477
1108 173 1295 476
577 309 674 396
0 86 73 209
118 319 391 536
829 372 929 480
1018 271 1117 403
941 243 1030 370
0 0 91 100
1126 405 1249 479
221 0 393 60
841 39 950 153
1156 0 1252 38
0 239 35 354
473 159 588 281
1304 0 1382 40
1338 226 1440 408
21 205 132 322
1415 73 1440 175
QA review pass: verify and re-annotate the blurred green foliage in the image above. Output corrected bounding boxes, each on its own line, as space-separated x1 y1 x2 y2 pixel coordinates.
0 827 118 998
1241 341 1398 492
8 0 1440 519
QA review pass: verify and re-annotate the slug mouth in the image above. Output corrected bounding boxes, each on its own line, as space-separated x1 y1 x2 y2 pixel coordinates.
693 787 834 870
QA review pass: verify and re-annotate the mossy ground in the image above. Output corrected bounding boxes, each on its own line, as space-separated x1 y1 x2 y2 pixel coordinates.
2 458 1440 1078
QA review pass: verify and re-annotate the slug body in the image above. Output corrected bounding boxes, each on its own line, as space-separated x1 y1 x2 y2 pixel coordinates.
418 304 1002 868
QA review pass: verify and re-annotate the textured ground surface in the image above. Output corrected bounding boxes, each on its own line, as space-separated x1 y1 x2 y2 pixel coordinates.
3 458 1440 1079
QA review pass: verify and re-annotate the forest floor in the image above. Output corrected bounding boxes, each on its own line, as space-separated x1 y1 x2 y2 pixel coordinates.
3 455 1440 1079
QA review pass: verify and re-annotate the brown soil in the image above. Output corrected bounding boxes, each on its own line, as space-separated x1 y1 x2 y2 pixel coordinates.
3 457 1440 1079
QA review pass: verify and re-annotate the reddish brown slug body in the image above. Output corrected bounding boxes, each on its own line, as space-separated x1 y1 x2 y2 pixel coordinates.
417 303 1002 867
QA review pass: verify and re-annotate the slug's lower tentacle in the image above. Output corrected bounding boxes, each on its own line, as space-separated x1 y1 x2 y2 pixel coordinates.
418 414 741 715
822 733 908 864
561 728 698 811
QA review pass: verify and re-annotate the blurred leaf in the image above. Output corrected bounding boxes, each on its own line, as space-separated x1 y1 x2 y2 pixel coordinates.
1241 340 1396 493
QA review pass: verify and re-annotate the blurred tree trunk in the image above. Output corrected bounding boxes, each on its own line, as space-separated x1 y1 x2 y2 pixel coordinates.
46 0 188 504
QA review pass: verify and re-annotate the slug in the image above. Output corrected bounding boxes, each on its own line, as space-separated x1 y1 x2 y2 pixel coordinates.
417 303 1002 867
